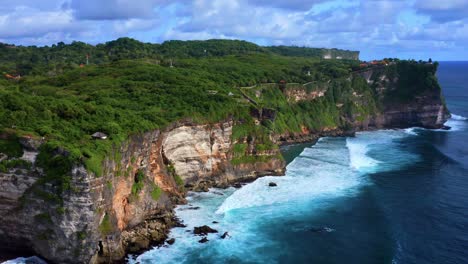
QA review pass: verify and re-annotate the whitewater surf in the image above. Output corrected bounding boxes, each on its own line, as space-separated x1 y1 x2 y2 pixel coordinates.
131 129 422 264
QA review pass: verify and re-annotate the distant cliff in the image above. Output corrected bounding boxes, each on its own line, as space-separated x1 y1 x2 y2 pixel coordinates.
0 38 359 76
265 46 360 60
0 58 448 263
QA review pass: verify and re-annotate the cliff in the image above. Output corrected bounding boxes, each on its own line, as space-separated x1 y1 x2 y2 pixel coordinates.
0 60 449 263
0 121 285 263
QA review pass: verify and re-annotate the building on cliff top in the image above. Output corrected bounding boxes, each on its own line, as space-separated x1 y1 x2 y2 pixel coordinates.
92 132 108 140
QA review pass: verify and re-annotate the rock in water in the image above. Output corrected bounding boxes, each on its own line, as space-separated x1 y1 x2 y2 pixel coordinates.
198 237 209 243
233 183 242 188
220 232 230 239
193 225 218 235
166 238 176 245
268 182 277 187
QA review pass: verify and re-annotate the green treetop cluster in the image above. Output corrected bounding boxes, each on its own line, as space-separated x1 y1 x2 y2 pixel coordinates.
0 38 359 76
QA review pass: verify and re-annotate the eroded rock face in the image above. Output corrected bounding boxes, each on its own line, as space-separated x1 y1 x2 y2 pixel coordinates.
285 87 327 102
162 122 233 185
0 131 183 264
382 101 449 129
161 121 285 190
0 163 99 264
0 122 285 263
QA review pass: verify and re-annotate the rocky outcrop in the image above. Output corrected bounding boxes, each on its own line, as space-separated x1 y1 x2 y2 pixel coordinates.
161 121 285 191
0 121 285 263
0 130 183 263
162 122 233 186
285 86 328 102
275 66 449 144
380 102 448 129
355 66 450 129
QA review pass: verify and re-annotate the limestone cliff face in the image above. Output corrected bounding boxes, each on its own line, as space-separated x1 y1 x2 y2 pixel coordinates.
162 122 232 186
0 131 183 263
0 121 285 263
162 121 285 191
274 66 449 144
355 67 450 129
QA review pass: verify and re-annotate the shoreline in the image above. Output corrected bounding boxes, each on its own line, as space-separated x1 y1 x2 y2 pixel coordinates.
0 124 448 264
127 124 446 263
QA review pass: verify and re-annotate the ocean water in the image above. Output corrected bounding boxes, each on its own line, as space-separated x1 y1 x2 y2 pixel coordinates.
4 62 468 264
131 61 468 264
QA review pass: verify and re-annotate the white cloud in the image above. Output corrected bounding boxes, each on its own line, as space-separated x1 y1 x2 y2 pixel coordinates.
0 7 80 39
175 0 308 40
113 19 159 35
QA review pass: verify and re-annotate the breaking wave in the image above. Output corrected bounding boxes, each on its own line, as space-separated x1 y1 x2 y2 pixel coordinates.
133 129 421 264
450 114 467 121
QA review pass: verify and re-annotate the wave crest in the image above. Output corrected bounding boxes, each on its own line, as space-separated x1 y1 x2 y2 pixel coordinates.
451 114 467 121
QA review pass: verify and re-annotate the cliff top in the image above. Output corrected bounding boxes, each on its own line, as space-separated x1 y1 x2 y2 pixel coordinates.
0 43 441 197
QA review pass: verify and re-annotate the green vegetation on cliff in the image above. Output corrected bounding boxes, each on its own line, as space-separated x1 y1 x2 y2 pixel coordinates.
0 38 441 202
0 38 359 76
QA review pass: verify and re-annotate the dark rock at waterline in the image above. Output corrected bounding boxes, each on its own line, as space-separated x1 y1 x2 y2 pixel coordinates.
193 182 210 192
128 237 150 252
220 232 230 239
187 206 200 210
233 183 242 189
441 125 451 130
174 217 186 228
212 221 219 224
194 225 218 235
198 237 209 243
268 182 277 187
166 238 175 245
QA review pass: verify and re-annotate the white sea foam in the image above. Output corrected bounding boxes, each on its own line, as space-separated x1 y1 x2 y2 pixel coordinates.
2 257 47 264
404 127 419 136
450 114 467 121
349 130 420 172
441 114 467 132
346 137 381 171
216 138 362 214
134 130 421 264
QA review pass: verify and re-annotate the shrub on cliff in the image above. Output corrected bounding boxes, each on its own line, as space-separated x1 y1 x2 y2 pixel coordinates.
131 170 145 196
99 214 113 235
150 184 162 201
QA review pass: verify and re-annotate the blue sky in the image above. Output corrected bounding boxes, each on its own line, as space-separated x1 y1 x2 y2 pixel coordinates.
1 0 467 60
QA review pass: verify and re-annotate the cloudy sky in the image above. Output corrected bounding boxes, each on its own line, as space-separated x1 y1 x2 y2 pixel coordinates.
1 0 467 60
